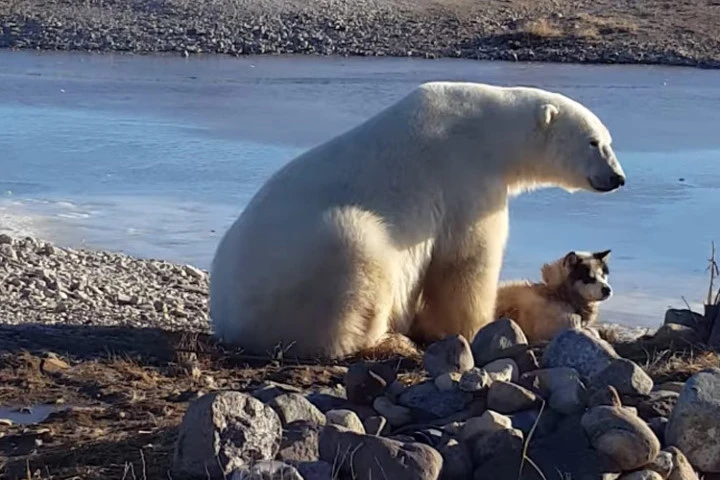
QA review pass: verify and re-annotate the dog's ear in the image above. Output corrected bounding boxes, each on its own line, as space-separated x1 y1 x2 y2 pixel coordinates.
563 251 579 267
594 250 612 262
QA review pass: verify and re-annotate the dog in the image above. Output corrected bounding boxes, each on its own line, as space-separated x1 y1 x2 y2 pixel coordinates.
495 250 613 343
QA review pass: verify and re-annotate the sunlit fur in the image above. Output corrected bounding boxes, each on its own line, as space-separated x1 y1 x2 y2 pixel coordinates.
209 81 625 360
495 250 613 343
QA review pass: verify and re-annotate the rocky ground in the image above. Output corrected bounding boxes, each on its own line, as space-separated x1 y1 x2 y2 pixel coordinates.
1 0 720 68
1 233 720 479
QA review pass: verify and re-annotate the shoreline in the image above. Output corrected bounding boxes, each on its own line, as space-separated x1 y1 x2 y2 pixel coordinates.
2 0 720 70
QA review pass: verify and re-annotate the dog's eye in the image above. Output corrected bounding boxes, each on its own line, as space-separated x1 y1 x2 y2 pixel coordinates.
589 139 600 147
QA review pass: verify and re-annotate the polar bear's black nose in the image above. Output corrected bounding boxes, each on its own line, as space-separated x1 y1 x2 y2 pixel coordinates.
612 173 626 187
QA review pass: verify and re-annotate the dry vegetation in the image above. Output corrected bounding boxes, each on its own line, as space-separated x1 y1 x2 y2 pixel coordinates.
0 321 717 479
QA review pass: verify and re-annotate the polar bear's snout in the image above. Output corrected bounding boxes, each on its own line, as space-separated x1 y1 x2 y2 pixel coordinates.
587 145 626 193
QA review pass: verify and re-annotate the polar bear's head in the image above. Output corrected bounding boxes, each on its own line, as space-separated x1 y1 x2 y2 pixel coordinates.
528 92 626 194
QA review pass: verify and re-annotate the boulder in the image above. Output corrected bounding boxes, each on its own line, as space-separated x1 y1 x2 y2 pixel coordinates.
471 318 528 367
541 328 619 379
277 420 321 464
487 381 542 414
666 368 720 472
230 460 303 480
268 393 327 427
483 358 519 383
582 406 661 470
590 358 654 396
319 424 443 480
397 381 473 420
459 367 492 393
520 367 587 415
459 410 512 442
423 335 474 378
344 362 397 405
172 391 282 478
373 396 413 426
325 409 364 434
665 446 699 480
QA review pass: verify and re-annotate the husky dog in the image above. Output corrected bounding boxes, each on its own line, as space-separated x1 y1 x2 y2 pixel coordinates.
495 250 613 343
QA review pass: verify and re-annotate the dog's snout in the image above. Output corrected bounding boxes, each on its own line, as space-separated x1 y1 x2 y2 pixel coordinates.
601 285 612 297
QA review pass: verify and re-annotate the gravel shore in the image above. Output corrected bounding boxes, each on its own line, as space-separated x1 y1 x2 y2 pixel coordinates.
0 233 210 332
1 0 720 68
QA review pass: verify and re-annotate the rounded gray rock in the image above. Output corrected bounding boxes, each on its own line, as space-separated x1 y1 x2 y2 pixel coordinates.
590 358 654 396
319 424 443 480
268 393 327 427
471 318 528 367
582 405 661 470
666 368 720 472
423 334 474 378
486 381 542 414
541 328 619 379
172 391 282 478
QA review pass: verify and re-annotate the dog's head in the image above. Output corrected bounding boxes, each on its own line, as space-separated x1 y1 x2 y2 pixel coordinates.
542 250 613 302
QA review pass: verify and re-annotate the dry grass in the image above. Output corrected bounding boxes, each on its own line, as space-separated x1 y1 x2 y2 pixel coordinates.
520 17 563 38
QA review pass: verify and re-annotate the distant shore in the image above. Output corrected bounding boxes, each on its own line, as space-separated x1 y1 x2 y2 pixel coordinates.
1 0 720 69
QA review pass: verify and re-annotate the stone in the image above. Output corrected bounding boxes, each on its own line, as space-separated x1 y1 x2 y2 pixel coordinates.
408 427 446 448
363 415 388 436
487 381 542 414
647 417 668 446
306 391 347 413
646 450 673 478
172 391 282 478
277 421 321 464
664 308 709 339
471 318 528 367
252 381 303 403
589 385 623 408
483 358 519 382
319 425 443 480
666 368 720 472
397 381 473 420
515 349 540 373
325 409 364 434
423 334 474 378
459 367 491 393
637 391 679 420
510 408 560 439
656 382 685 394
230 460 303 480
434 372 458 392
617 471 663 480
591 358 654 397
526 414 622 479
541 328 619 379
653 324 703 344
664 446 699 480
459 410 512 442
582 406 661 470
344 362 397 405
268 393 327 427
520 367 587 415
373 396 412 426
296 461 333 480
472 427 524 466
438 438 473 480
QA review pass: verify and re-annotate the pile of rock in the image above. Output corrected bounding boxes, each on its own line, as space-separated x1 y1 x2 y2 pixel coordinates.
0 234 209 330
172 318 720 479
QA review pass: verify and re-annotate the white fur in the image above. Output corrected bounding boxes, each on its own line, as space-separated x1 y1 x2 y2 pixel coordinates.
209 81 626 359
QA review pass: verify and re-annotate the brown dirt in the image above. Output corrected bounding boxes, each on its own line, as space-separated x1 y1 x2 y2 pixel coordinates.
0 323 717 479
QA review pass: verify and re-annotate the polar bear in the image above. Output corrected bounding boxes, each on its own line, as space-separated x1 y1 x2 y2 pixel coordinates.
209 81 626 359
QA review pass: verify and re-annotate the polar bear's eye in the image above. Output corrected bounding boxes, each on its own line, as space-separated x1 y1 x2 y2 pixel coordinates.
589 139 600 147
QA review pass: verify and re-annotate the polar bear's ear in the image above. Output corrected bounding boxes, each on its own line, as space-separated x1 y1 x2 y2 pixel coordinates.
538 104 560 128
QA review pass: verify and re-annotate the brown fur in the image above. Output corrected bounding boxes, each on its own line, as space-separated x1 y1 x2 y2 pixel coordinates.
495 252 609 343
